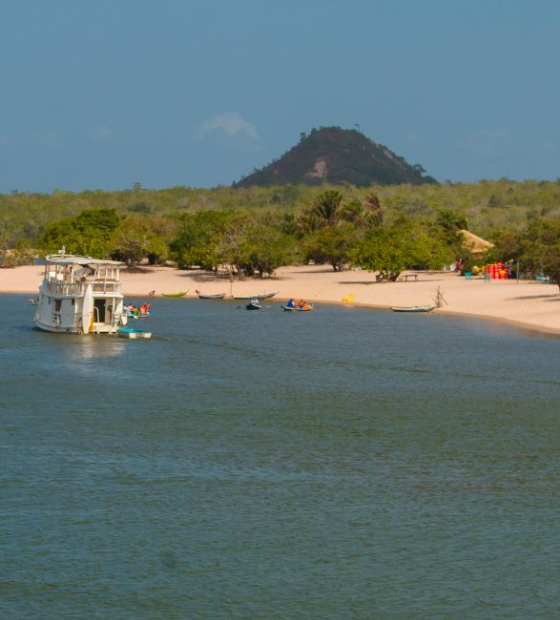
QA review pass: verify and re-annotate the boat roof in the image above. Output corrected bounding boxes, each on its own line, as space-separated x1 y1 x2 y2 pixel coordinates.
45 253 122 266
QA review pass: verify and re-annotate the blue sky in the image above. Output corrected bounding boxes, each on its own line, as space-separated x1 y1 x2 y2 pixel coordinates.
0 0 559 192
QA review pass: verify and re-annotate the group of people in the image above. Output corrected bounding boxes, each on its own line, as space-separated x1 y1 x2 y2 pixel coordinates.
125 302 151 318
286 298 311 310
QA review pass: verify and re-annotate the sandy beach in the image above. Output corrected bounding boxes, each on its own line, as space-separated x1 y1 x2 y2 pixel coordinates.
3 264 560 335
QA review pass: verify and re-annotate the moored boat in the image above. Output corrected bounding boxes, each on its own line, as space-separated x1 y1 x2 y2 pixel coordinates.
246 299 262 310
161 290 188 298
117 328 152 339
282 304 314 312
391 305 435 313
233 291 278 300
34 248 126 335
196 290 227 299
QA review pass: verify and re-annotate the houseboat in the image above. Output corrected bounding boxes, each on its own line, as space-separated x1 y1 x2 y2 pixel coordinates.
34 249 126 334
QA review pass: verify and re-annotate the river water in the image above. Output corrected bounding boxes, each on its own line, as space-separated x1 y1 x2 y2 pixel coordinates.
2 295 560 618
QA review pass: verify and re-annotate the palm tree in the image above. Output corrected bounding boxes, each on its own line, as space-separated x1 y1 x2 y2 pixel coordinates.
312 190 343 227
342 198 376 229
363 192 383 227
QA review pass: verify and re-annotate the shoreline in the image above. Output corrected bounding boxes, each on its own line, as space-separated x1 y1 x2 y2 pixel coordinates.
3 264 560 337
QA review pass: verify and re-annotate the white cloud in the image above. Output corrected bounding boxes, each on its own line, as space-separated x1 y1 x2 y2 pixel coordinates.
199 112 259 141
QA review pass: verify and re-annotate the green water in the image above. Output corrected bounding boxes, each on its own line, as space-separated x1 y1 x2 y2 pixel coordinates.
2 295 560 619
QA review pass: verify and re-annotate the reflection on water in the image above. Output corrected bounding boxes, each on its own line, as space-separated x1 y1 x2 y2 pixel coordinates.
2 295 560 618
65 334 127 361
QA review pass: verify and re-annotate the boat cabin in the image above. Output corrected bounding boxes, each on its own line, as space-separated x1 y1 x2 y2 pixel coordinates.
34 250 125 334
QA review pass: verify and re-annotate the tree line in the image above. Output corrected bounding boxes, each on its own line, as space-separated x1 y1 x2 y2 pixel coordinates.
25 190 466 280
4 183 560 287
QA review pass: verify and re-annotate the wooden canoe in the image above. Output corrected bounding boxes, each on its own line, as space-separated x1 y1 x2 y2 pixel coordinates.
196 291 227 299
161 290 189 298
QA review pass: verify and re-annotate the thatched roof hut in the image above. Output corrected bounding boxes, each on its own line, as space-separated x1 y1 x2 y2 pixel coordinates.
459 230 494 255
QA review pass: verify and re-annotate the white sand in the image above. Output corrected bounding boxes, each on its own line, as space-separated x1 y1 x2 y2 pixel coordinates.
3 264 560 334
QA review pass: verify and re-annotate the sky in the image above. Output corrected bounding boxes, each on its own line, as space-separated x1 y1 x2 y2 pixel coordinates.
0 0 559 192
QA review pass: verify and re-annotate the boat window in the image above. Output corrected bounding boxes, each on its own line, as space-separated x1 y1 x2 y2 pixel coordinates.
71 299 75 306
54 299 62 312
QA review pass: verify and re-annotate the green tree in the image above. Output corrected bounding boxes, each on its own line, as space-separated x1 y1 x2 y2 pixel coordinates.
110 216 168 267
306 224 358 271
406 227 455 271
519 218 560 290
170 210 230 271
352 228 408 281
39 208 121 258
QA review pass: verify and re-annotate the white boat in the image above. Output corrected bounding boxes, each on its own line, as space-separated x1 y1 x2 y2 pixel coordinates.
233 291 278 300
34 248 127 335
391 305 435 313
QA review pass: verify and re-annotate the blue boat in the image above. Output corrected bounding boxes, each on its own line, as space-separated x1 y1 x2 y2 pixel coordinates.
117 327 152 339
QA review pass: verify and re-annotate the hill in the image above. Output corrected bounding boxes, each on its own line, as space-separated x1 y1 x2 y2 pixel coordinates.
234 126 437 188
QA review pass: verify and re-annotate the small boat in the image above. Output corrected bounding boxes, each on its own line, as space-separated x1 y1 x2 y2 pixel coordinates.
117 327 152 339
282 304 314 312
233 291 278 300
391 305 435 313
246 299 262 310
196 290 227 299
28 298 39 305
161 290 188 298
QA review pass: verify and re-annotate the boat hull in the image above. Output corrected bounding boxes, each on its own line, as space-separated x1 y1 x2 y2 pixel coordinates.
234 291 278 300
196 292 226 299
35 320 118 334
35 320 81 334
282 305 313 312
391 306 435 313
161 291 188 298
117 328 152 339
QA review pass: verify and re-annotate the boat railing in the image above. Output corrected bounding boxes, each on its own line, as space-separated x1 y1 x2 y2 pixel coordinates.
92 281 121 293
45 281 84 296
44 280 121 295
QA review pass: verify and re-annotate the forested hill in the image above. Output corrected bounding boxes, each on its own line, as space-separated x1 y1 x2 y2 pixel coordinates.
234 126 437 188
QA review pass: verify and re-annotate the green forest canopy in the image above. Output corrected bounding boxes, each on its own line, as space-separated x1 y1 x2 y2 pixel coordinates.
3 179 560 248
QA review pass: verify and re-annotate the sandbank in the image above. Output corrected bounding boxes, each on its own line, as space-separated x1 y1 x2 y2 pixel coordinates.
2 264 560 335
